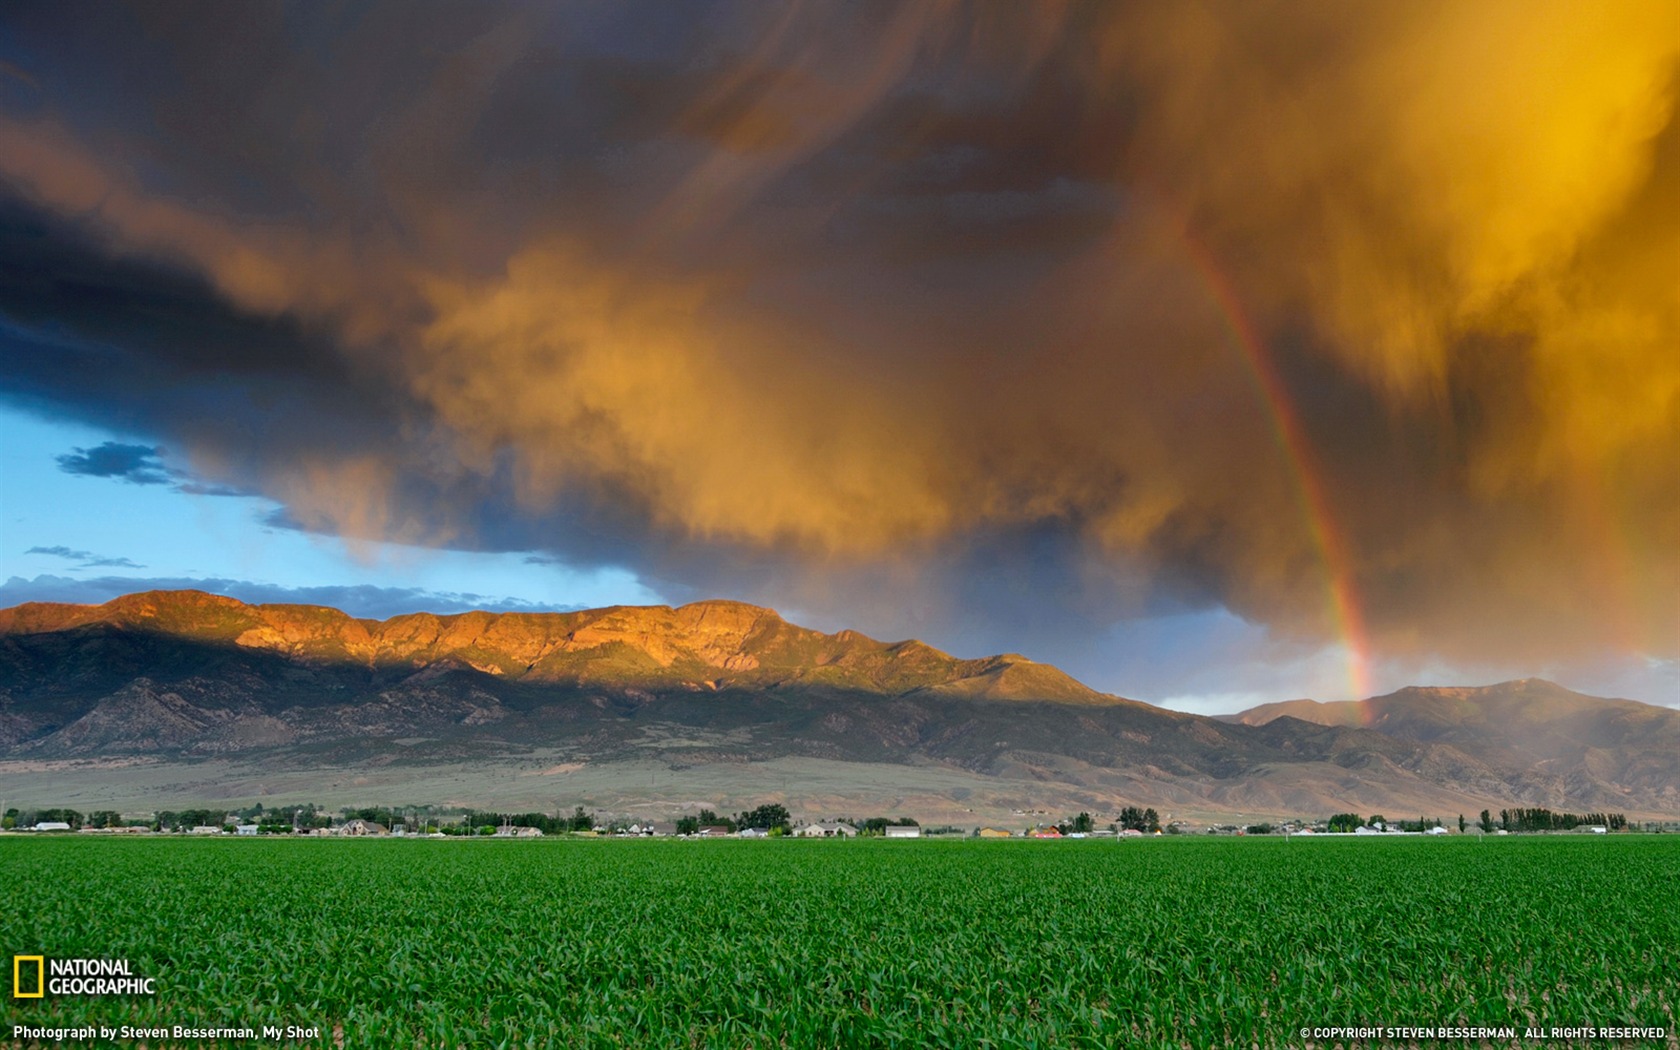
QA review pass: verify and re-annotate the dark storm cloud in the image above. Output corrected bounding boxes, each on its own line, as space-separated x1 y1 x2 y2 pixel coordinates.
0 196 410 508
54 442 170 485
23 546 143 569
49 437 251 496
0 1 1677 677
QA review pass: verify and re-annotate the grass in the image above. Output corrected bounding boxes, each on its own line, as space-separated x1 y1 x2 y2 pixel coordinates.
3 836 1676 1047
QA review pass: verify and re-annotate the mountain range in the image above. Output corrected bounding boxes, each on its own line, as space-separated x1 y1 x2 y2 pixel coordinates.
1 590 1675 822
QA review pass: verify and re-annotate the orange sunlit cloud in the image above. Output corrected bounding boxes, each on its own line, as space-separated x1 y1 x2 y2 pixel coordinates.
0 1 1676 690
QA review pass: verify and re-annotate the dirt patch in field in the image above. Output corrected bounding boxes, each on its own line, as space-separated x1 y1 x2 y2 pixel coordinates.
528 762 587 776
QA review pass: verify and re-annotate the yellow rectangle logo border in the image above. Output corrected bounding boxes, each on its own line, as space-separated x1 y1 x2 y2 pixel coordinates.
13 954 44 998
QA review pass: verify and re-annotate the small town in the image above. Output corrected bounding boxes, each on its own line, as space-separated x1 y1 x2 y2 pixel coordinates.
3 803 1640 838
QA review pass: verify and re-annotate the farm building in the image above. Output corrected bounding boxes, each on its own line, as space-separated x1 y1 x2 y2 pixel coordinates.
798 821 858 838
31 821 71 832
977 827 1012 838
235 824 259 836
338 819 388 836
695 825 732 837
1029 826 1062 838
737 827 771 838
883 826 921 838
189 825 223 835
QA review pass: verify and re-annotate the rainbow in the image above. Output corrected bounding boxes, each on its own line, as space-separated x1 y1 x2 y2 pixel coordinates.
1171 230 1375 700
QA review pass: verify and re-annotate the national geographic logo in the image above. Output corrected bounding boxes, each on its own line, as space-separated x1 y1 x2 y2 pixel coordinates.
13 956 42 999
12 956 156 997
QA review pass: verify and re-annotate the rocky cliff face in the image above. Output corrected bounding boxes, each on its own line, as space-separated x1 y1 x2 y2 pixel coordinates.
0 591 1103 700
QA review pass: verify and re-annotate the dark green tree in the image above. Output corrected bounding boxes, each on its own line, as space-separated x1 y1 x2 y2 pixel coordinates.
697 809 736 832
736 803 792 832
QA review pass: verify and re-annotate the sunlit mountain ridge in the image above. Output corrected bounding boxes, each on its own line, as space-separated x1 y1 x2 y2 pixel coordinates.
2 591 1675 820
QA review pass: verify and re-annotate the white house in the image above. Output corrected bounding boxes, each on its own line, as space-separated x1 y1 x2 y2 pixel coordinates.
883 825 921 839
494 823 544 838
798 821 858 838
338 819 387 836
235 824 259 836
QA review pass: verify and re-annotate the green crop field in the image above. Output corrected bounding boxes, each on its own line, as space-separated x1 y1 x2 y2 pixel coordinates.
3 836 1676 1048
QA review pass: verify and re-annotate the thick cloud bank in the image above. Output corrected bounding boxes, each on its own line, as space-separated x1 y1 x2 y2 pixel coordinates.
1 2 1676 676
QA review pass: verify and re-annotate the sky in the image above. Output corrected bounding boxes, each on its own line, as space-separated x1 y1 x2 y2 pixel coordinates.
0 2 1677 713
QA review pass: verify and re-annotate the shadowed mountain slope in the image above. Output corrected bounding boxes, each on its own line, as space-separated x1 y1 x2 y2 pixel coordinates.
2 592 1676 817
1227 680 1680 810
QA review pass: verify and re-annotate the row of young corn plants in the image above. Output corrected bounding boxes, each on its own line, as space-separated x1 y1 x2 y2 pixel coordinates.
3 835 1675 1047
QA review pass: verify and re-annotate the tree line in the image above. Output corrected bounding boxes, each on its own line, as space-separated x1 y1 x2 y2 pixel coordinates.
676 803 794 835
1325 814 1445 832
1497 808 1627 832
1320 810 1630 833
673 807 924 836
4 807 99 830
16 801 1634 837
